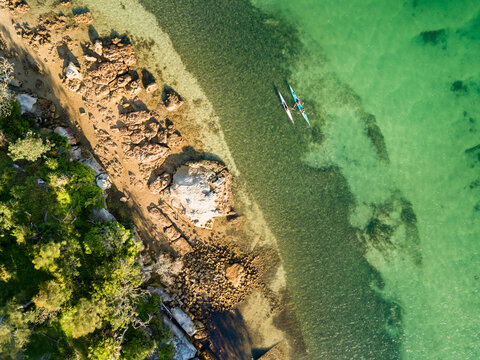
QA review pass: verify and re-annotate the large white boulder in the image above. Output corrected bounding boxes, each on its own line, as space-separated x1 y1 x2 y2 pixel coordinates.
168 161 230 228
16 94 37 114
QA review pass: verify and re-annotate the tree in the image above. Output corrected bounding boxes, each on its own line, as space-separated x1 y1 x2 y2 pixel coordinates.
120 328 156 360
94 258 145 331
60 298 105 338
84 222 133 257
87 335 121 360
0 264 12 282
8 131 52 162
0 57 14 118
32 241 61 273
33 280 71 312
0 300 35 358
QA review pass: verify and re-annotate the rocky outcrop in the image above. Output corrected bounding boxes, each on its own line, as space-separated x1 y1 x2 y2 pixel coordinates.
17 93 36 114
163 87 183 112
168 161 233 229
73 11 93 25
163 316 197 360
5 0 30 13
17 94 57 124
171 307 197 337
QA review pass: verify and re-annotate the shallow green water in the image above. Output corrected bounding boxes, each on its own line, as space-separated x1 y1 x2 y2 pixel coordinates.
251 0 480 358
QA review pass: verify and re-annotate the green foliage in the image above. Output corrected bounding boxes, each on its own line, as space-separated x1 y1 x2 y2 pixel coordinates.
61 298 106 338
87 335 120 360
94 258 144 331
149 316 175 360
32 241 62 272
0 300 35 359
0 264 12 282
8 131 52 162
33 280 71 312
0 102 35 140
84 222 135 257
0 106 169 359
121 328 157 360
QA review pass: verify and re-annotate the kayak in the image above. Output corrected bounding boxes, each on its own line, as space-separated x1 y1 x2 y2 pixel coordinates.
277 89 294 124
288 84 311 126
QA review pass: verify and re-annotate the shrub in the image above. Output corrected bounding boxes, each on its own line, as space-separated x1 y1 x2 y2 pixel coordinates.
32 241 61 272
121 329 157 360
8 131 52 162
87 335 120 360
0 102 35 139
0 57 14 118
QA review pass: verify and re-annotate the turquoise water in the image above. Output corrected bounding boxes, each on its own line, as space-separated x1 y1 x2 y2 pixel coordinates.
251 1 480 358
124 0 479 358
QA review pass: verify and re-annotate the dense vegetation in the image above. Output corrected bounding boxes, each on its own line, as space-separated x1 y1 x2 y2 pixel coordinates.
0 64 173 359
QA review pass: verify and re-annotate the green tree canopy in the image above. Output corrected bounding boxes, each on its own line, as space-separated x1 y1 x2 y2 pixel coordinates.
8 131 52 162
60 298 106 338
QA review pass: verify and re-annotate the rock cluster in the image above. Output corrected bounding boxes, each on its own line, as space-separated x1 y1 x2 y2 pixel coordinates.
7 6 273 358
168 241 259 319
15 13 68 48
148 206 193 256
163 87 183 112
64 38 139 99
73 11 93 25
4 0 30 13
16 94 58 126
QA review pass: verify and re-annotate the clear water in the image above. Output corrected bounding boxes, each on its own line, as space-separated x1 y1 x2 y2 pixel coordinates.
56 0 480 358
250 0 480 358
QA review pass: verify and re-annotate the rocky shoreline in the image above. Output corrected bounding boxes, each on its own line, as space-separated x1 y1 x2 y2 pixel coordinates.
0 1 302 359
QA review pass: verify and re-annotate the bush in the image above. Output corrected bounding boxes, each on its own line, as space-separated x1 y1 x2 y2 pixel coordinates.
0 57 14 118
87 335 120 360
121 329 157 360
32 241 61 272
0 102 35 140
8 131 52 162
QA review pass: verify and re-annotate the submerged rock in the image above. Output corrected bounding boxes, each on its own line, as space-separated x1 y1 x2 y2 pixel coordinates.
163 87 183 112
73 11 93 25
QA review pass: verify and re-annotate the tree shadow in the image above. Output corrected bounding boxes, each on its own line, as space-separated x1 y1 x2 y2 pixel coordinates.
56 42 79 69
